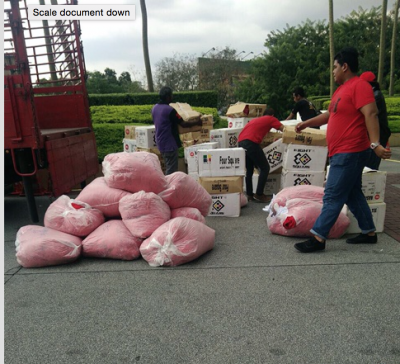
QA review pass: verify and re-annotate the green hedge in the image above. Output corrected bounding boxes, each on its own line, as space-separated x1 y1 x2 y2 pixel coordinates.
93 123 128 161
89 91 218 108
90 104 222 126
308 96 331 110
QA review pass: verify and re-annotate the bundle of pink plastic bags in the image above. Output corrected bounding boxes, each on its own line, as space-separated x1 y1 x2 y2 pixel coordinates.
266 185 350 238
15 152 215 268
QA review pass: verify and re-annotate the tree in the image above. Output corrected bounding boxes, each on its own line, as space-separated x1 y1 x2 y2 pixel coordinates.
378 0 388 85
154 53 199 91
329 0 335 96
119 71 132 84
85 69 145 94
104 68 118 84
140 0 154 92
235 6 400 119
389 0 400 96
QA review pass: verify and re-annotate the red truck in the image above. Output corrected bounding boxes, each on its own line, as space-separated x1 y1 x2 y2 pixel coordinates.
4 0 99 222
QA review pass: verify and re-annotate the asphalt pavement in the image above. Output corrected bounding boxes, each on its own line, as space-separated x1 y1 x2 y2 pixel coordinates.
3 149 400 364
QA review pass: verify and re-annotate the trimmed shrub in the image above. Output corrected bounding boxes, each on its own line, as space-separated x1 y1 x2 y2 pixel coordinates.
308 96 331 110
89 91 218 108
90 105 222 126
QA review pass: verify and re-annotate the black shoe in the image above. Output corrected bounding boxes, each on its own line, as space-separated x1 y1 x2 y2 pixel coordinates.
346 233 377 244
254 194 271 203
247 194 255 201
295 237 326 253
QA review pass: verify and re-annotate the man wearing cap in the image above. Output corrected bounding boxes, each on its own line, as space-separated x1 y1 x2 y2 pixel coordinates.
359 71 391 170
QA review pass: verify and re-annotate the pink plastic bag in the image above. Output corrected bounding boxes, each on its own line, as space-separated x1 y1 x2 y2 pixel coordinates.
171 207 206 224
140 217 215 267
15 225 82 268
119 191 171 238
76 177 131 218
82 220 143 260
103 152 168 194
158 172 212 216
240 193 248 207
268 185 325 216
267 198 350 238
44 195 105 237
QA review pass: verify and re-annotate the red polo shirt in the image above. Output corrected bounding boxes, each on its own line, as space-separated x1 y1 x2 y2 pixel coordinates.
238 115 282 144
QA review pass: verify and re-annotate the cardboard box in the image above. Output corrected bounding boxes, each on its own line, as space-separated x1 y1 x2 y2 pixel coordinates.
178 124 202 134
282 144 328 171
136 146 161 156
197 148 246 177
135 126 157 148
345 202 386 233
210 128 242 149
199 176 244 194
263 139 285 173
188 172 199 182
226 102 266 118
260 129 283 148
326 167 387 204
170 102 201 123
227 117 252 129
281 169 325 189
124 125 136 140
282 126 327 147
245 173 282 196
122 138 137 153
201 114 214 128
209 193 241 217
180 130 210 142
184 142 219 172
361 169 387 203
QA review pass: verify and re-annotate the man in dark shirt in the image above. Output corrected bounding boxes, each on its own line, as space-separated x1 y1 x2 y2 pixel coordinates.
286 87 319 129
360 71 392 170
152 86 201 175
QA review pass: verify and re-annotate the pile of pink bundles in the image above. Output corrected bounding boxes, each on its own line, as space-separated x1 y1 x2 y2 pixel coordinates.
171 207 206 224
44 195 105 237
268 185 325 215
158 172 212 216
15 225 82 268
82 220 143 260
103 152 168 194
267 198 350 238
140 217 215 267
119 191 171 238
76 177 130 218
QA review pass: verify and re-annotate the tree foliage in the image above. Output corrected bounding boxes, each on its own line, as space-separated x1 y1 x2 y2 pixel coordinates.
154 53 199 91
235 6 400 119
85 69 146 94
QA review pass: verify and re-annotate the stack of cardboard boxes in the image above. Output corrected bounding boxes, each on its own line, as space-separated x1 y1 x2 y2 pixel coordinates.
226 102 267 129
171 103 212 148
197 147 246 217
123 125 137 153
280 126 328 189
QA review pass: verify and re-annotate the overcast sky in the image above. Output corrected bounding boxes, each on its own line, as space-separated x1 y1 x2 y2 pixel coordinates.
77 0 395 82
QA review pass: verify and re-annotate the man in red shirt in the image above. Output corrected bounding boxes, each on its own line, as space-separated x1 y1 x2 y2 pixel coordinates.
238 108 284 203
294 47 391 253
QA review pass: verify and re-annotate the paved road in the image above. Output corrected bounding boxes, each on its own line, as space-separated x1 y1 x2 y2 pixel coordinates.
4 149 400 364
